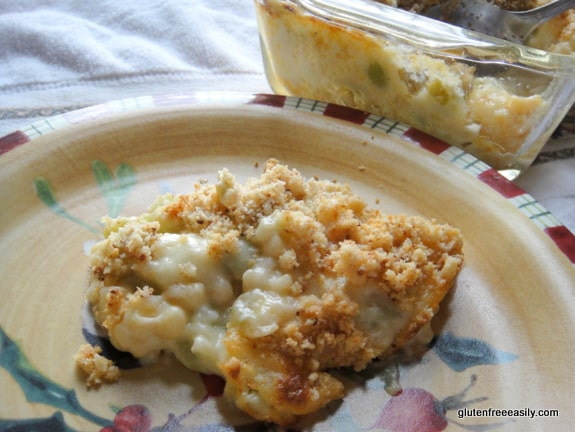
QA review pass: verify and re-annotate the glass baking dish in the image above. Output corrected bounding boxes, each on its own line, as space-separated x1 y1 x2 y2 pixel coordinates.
254 0 575 178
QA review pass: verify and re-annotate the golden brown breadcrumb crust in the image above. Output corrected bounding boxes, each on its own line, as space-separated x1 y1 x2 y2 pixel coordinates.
74 344 120 387
79 159 464 425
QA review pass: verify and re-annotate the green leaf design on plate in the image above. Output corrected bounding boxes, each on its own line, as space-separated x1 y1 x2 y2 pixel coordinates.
34 161 137 234
33 177 99 234
0 326 111 427
91 160 137 218
432 333 518 372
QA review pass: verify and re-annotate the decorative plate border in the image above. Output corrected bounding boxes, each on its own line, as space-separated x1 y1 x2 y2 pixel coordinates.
1 91 574 264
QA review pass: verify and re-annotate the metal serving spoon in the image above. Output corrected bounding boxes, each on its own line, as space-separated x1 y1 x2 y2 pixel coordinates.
425 0 575 43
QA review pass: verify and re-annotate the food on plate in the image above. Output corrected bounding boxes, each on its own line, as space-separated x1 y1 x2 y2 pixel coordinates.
255 0 575 172
74 344 120 387
78 159 464 425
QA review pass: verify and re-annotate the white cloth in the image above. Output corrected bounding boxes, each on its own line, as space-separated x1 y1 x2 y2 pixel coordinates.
516 137 575 233
0 0 573 234
0 0 270 134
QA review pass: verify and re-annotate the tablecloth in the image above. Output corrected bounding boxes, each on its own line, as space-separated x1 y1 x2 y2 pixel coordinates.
1 0 573 233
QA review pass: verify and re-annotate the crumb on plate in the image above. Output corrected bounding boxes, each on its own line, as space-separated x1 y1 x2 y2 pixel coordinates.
74 343 120 388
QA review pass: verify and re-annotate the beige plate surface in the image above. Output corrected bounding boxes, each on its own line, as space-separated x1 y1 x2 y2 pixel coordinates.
0 93 574 431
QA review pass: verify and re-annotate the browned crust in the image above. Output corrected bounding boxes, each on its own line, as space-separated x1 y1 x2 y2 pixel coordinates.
84 159 464 425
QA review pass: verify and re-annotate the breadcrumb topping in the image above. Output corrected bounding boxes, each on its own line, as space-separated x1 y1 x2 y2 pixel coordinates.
74 344 120 387
79 159 464 425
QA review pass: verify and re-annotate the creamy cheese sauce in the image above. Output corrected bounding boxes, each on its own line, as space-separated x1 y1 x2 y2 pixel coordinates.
82 161 464 425
98 217 411 372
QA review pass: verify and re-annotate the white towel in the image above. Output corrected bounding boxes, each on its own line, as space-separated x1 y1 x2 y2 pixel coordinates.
0 0 270 135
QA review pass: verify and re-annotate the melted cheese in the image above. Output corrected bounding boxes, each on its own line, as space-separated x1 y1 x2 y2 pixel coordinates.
83 160 464 425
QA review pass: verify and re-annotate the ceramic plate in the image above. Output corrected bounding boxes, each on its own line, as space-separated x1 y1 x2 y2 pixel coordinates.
1 92 574 432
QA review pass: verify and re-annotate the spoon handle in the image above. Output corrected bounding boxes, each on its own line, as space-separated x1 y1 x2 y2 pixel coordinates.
514 0 575 24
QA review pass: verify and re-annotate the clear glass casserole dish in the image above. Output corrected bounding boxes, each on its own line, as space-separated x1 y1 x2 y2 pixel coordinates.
254 0 575 177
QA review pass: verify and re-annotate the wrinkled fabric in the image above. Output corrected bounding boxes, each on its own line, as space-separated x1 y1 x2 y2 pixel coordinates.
0 0 269 134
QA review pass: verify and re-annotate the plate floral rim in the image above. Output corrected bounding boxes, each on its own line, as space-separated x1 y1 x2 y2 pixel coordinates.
0 91 573 265
1 91 574 432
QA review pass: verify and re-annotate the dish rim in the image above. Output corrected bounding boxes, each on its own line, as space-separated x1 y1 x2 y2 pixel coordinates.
0 91 573 264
